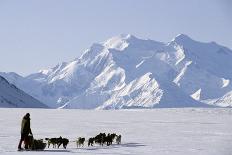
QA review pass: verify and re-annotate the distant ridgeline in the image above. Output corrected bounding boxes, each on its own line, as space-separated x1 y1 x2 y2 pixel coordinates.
0 75 47 108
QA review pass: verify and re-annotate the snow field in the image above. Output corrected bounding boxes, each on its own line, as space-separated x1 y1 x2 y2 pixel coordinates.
0 108 232 155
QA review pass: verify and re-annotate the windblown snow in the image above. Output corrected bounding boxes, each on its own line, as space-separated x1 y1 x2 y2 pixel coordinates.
1 34 232 109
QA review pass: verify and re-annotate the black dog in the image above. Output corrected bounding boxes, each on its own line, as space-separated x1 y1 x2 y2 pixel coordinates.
76 137 85 147
45 137 69 149
57 137 69 149
88 137 94 146
45 138 58 148
94 133 106 146
105 133 117 146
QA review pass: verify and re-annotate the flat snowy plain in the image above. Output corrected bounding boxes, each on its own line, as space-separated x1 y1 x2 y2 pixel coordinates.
0 108 231 155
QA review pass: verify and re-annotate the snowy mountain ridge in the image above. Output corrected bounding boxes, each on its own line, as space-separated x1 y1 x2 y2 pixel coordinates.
0 75 47 108
1 34 232 109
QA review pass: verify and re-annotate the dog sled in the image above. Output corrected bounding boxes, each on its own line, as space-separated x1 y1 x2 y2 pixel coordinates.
18 135 47 151
18 133 121 151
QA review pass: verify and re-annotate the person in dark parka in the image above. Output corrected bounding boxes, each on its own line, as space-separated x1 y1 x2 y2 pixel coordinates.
18 113 33 150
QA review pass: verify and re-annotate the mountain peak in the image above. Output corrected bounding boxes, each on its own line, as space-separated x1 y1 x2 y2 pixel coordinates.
115 34 136 40
103 34 137 50
105 34 137 43
172 34 193 42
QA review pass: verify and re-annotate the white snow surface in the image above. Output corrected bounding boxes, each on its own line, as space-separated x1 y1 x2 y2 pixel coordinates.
0 108 231 155
1 34 232 109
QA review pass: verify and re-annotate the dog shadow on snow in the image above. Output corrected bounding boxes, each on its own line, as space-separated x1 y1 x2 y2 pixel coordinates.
77 143 146 151
39 143 146 153
39 149 71 153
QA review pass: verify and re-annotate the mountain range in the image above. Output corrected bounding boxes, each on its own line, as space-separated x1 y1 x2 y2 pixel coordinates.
1 34 232 109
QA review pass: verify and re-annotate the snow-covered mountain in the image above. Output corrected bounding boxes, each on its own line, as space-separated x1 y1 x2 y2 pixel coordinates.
0 75 47 108
1 34 232 109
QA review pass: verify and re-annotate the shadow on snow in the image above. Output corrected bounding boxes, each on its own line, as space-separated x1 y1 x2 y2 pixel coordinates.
76 142 146 151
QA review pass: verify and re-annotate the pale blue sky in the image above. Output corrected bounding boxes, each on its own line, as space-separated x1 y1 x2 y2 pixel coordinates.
0 0 231 76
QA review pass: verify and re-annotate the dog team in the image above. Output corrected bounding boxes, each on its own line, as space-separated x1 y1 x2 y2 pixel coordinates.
77 133 122 147
45 132 122 149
